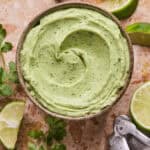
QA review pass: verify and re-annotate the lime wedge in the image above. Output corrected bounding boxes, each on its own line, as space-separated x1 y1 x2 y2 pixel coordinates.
126 22 150 46
130 82 150 132
99 0 138 19
0 101 25 149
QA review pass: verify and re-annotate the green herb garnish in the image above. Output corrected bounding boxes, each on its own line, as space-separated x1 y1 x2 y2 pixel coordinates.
0 24 18 96
28 130 44 139
0 83 13 96
28 116 67 150
28 142 37 150
1 42 13 52
28 143 45 150
51 143 66 150
47 116 66 141
39 145 45 150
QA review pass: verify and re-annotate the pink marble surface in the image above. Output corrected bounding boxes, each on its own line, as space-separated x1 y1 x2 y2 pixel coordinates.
0 0 150 150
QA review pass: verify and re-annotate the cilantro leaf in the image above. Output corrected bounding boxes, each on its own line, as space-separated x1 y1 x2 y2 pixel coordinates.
2 70 8 82
46 117 66 141
8 61 19 83
0 63 17 96
0 67 9 83
9 61 16 72
47 116 66 129
47 116 57 128
53 127 66 141
1 42 13 52
0 25 6 43
0 84 13 96
39 145 45 150
0 24 16 97
0 28 6 39
47 116 66 141
28 130 44 139
0 67 4 83
28 117 67 150
28 142 37 150
46 130 53 145
51 143 66 150
8 71 18 83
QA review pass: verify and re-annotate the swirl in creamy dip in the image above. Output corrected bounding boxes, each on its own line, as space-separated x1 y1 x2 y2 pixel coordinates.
21 8 130 117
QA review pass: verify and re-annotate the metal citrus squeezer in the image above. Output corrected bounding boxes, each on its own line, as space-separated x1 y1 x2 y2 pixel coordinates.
109 115 150 150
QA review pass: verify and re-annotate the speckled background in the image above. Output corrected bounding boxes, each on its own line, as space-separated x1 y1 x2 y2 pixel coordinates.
0 0 150 149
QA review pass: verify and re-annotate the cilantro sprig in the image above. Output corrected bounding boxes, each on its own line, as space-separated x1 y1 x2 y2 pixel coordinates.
0 24 18 96
28 116 67 150
28 130 44 139
28 143 45 150
51 143 66 150
47 116 66 142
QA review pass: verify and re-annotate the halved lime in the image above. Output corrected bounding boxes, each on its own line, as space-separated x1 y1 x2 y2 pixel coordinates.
99 0 138 19
126 22 150 47
0 101 25 149
130 82 150 132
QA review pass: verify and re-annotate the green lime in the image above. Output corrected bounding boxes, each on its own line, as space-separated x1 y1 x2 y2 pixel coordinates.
130 82 150 133
0 101 25 149
126 22 150 47
99 0 138 19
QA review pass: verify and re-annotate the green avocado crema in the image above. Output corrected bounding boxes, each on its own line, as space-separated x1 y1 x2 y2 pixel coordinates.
21 8 130 117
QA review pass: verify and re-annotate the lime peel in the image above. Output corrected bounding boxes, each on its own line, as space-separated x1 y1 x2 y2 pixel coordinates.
126 22 150 33
130 82 150 132
126 22 150 46
99 0 138 19
0 101 25 149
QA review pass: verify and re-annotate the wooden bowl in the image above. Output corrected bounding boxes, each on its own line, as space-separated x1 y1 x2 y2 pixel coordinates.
16 2 134 120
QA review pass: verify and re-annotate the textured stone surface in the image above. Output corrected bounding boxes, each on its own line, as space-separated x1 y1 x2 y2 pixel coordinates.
0 0 150 150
